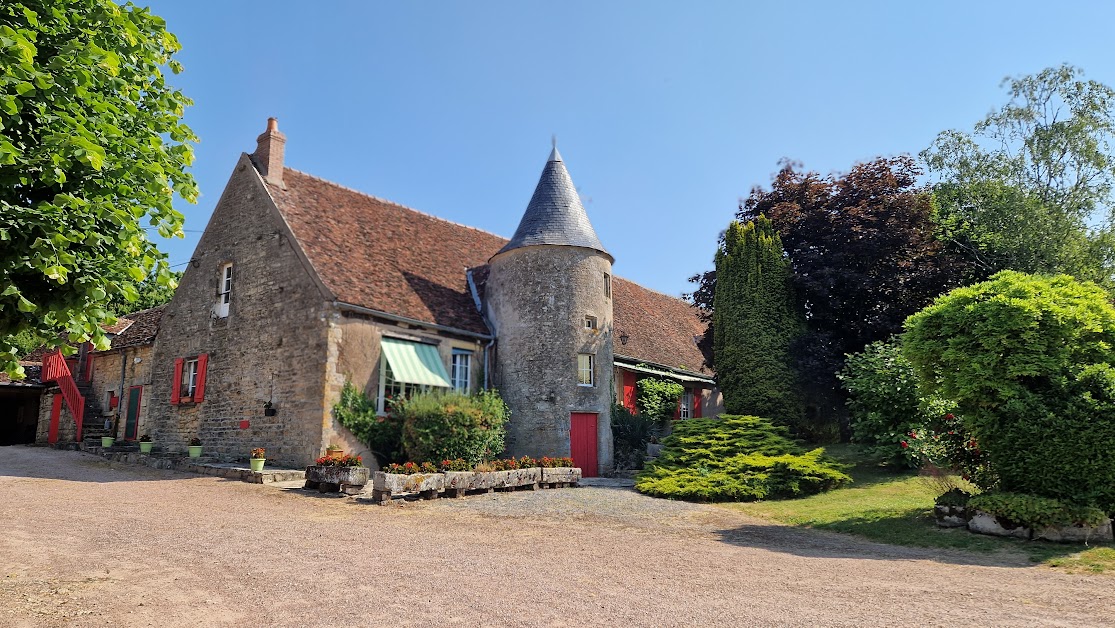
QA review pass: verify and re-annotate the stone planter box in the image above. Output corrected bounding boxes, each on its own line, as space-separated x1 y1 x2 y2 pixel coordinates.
304 465 371 495
967 511 1031 539
541 467 581 487
371 471 445 503
506 467 541 489
1033 518 1113 543
934 504 969 528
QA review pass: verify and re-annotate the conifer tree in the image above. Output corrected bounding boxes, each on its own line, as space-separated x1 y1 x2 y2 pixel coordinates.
713 216 803 427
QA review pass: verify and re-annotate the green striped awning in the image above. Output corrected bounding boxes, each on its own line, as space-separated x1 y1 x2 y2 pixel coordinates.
381 337 452 388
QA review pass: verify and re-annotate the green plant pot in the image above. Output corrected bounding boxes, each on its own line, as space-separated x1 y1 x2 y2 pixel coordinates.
101 437 114 448
188 445 203 458
139 441 153 454
250 458 265 472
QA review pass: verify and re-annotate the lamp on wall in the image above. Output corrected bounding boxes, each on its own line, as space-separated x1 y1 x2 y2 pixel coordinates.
618 331 629 346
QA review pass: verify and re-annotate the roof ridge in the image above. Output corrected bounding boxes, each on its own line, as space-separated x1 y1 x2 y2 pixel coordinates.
280 167 511 244
117 303 168 319
614 275 694 306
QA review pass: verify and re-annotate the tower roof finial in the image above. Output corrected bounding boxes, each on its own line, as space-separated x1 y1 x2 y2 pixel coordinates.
548 135 562 162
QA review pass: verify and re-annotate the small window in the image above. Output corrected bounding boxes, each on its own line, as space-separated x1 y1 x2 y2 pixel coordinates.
584 315 597 330
680 390 693 419
451 350 472 394
577 353 595 387
182 358 199 399
603 273 611 299
216 262 233 318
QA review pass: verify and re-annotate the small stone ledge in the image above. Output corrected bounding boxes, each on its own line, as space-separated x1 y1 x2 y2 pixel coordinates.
72 442 305 484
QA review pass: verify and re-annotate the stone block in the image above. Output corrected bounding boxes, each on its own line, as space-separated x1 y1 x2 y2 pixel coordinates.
1033 518 1114 543
967 511 1031 539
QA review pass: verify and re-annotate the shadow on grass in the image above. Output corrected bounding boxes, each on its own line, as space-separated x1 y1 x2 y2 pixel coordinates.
714 506 1112 569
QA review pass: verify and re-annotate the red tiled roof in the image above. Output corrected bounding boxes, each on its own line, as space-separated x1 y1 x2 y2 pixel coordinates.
266 166 712 375
19 305 165 363
267 169 505 335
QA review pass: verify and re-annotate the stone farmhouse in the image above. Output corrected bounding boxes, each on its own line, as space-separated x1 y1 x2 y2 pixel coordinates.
7 119 721 476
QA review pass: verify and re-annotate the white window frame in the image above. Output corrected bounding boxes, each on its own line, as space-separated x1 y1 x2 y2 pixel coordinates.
182 358 199 400
680 390 693 419
584 315 597 330
577 353 595 387
216 262 233 318
451 350 472 394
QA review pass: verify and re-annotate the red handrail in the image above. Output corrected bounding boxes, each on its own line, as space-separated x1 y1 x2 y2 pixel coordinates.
41 351 85 441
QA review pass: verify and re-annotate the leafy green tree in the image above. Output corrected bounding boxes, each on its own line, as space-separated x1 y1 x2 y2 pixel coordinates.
106 270 182 316
713 216 804 429
0 1 197 378
922 65 1115 287
904 271 1115 511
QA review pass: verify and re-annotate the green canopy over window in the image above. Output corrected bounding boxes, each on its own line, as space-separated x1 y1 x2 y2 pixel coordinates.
381 337 452 388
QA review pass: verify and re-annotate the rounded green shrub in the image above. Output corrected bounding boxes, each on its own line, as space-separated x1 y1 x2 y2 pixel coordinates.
903 271 1115 511
397 390 508 465
635 415 851 502
332 381 404 464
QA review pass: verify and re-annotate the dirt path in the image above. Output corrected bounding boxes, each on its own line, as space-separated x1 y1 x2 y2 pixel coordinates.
1 447 1112 627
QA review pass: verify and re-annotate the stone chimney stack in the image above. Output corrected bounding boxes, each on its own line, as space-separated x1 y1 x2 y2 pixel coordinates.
253 117 286 186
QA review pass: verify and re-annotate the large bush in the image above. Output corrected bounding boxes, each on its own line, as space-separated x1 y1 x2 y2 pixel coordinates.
635 415 850 502
611 403 662 470
332 381 404 464
397 390 508 465
903 271 1115 511
838 337 954 467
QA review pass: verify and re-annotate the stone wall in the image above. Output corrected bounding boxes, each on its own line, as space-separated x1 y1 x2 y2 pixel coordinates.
144 154 331 467
322 311 488 468
485 245 614 473
87 344 154 439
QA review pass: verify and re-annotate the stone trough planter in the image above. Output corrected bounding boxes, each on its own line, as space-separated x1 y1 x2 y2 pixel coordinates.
967 511 1031 539
304 465 371 495
372 472 445 503
965 510 1115 542
933 504 969 528
540 466 581 488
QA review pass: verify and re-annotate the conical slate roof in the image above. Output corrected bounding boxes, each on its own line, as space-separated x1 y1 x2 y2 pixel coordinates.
494 146 612 261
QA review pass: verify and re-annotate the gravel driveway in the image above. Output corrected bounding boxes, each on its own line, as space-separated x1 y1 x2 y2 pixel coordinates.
1 446 1112 627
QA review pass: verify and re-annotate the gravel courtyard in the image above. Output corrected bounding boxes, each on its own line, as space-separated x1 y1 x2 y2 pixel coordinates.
1 447 1112 627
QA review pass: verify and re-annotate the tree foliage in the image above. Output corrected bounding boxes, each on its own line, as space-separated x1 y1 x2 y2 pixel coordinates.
903 271 1115 511
922 65 1115 286
0 1 197 378
105 270 182 316
713 217 804 428
635 376 684 423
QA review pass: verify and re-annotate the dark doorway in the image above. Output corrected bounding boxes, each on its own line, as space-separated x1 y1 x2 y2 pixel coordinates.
0 387 42 445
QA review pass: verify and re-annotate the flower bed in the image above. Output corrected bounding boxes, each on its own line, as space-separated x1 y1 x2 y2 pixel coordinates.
304 454 368 494
370 457 580 504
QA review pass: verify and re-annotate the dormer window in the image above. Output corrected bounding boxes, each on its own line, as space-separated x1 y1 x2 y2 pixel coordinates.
216 262 233 318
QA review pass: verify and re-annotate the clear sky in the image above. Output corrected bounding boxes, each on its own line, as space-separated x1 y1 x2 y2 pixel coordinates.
143 0 1115 298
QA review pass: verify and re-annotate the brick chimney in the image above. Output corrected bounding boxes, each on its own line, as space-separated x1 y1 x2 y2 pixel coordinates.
253 117 286 187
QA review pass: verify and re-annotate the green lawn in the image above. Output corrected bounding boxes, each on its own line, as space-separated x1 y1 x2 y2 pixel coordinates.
720 444 1115 573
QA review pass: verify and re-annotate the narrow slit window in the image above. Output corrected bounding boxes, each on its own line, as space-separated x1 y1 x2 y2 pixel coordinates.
584 315 597 330
603 273 611 299
216 262 233 318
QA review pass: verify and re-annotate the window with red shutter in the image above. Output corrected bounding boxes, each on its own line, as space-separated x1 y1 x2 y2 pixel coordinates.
195 353 209 402
171 358 184 404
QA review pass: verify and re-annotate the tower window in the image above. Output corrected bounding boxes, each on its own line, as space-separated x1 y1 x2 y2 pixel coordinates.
577 353 595 387
584 315 597 330
603 273 611 299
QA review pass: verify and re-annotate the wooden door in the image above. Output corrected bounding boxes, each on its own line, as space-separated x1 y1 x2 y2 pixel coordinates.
124 386 142 440
570 412 598 477
47 395 62 444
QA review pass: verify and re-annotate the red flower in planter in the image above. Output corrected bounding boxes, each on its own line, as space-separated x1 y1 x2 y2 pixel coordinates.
900 441 909 449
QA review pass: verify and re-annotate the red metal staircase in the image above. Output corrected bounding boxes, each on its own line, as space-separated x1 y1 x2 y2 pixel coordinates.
41 350 85 442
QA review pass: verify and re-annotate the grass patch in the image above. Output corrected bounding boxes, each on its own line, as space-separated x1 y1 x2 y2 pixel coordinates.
721 444 1115 572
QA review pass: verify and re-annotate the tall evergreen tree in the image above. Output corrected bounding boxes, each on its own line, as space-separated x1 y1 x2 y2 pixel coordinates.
713 216 803 427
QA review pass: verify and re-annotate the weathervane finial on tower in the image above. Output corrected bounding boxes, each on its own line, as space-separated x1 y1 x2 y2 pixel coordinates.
548 135 561 162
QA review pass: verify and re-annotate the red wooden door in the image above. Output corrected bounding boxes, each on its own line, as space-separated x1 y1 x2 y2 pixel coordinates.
622 371 637 413
47 395 62 444
570 412 598 477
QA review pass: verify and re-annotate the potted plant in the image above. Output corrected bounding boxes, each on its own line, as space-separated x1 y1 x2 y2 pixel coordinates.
138 434 153 454
188 437 203 458
101 435 115 448
325 443 344 460
250 447 266 472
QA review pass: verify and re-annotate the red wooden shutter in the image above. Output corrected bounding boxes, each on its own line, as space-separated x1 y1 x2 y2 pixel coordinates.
694 389 702 418
622 371 637 412
194 353 209 402
171 358 184 404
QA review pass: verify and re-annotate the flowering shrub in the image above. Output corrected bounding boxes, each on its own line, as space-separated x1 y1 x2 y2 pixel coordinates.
250 447 266 459
315 454 363 467
383 461 437 474
539 456 575 468
439 458 471 472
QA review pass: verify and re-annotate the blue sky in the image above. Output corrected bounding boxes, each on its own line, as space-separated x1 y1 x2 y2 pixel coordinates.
144 1 1115 298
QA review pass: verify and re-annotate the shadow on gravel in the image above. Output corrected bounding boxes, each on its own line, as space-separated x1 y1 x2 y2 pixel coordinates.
712 519 1090 569
0 447 190 483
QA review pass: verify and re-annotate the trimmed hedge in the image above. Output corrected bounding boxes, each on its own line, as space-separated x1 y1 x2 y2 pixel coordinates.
397 390 508 465
635 415 851 502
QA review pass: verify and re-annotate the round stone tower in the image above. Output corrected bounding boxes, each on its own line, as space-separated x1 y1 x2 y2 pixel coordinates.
485 146 614 476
